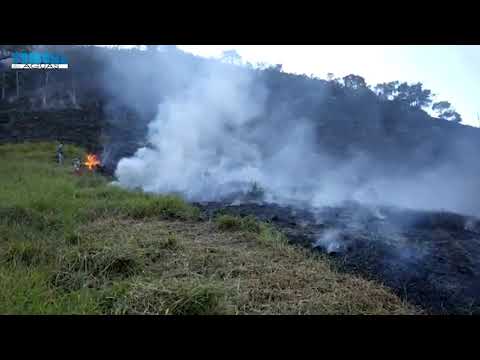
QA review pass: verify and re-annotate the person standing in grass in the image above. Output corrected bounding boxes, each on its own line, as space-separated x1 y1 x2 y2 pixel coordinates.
72 157 81 175
56 141 64 165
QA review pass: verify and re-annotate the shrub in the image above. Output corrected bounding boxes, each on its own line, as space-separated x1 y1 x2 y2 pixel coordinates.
257 224 289 249
241 215 261 233
216 214 261 233
216 215 243 231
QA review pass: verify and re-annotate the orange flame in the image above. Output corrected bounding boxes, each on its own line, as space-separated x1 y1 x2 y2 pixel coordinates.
84 154 100 170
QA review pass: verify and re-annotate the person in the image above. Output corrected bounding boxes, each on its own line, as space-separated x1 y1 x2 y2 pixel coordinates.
56 141 64 165
72 157 81 175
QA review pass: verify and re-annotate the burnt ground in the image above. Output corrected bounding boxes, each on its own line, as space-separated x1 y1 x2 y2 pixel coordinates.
194 200 480 314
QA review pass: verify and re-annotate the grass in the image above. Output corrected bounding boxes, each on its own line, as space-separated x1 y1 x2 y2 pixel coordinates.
0 268 100 314
102 278 230 315
216 214 261 233
0 142 418 315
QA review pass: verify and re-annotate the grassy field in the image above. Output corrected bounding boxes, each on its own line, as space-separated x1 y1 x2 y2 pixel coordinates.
0 142 418 314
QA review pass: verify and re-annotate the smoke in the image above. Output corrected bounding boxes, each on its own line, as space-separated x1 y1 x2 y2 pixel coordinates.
114 60 269 201
102 48 480 217
112 58 369 207
313 229 344 254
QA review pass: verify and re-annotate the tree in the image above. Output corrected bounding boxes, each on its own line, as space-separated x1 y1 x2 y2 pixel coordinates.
265 64 283 72
432 101 452 116
443 110 462 123
342 74 367 90
16 71 19 98
396 82 432 109
374 81 399 100
432 101 462 122
221 49 242 65
0 45 34 102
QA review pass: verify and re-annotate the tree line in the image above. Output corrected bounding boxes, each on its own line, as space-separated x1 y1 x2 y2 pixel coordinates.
0 45 464 124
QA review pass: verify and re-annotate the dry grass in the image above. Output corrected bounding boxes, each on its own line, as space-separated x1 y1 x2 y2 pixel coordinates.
78 217 418 315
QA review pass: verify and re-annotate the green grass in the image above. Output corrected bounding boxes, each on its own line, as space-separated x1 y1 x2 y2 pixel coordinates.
0 142 199 230
102 278 230 315
216 214 261 233
0 267 100 314
0 142 202 314
0 142 418 315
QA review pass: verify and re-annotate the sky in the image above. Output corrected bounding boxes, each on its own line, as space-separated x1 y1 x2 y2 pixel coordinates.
177 45 480 127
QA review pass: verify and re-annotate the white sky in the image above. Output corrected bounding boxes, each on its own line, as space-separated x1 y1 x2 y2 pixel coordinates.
178 45 480 127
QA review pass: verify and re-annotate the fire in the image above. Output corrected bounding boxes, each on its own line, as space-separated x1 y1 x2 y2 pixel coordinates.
84 154 100 170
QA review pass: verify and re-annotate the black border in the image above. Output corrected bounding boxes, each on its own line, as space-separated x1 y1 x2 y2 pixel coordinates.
2 5 480 344
3 4 480 44
0 315 479 343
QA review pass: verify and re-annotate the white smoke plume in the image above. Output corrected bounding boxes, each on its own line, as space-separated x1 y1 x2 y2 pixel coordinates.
115 60 270 201
107 48 480 217
313 229 344 254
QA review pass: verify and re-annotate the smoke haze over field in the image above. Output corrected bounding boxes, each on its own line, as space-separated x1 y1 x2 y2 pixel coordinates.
104 47 480 217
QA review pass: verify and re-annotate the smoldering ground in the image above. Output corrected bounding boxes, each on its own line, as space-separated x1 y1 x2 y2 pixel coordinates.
196 200 480 314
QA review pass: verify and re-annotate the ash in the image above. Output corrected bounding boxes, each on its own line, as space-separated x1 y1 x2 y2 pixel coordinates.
196 200 480 315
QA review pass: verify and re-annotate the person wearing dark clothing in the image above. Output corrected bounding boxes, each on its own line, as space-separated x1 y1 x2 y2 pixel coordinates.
56 142 64 165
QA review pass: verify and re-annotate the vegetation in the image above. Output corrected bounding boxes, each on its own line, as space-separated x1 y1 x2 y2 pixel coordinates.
0 45 463 124
0 142 418 314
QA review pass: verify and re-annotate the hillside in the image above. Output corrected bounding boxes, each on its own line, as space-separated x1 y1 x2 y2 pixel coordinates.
0 142 415 314
2 45 480 179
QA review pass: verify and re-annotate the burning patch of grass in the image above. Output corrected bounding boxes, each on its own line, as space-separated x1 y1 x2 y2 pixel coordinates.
0 142 200 232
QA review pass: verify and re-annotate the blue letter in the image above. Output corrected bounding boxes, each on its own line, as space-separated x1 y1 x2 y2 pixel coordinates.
29 52 40 64
12 52 22 64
